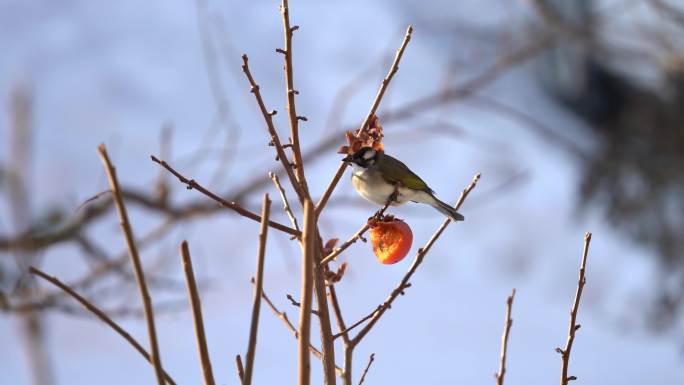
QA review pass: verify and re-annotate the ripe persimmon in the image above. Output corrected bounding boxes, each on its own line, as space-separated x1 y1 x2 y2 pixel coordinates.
369 218 413 264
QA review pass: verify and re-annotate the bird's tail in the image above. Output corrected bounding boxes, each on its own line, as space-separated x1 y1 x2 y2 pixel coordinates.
429 195 465 221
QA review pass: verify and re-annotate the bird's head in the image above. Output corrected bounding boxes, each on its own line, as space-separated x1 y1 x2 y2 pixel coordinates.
342 146 379 168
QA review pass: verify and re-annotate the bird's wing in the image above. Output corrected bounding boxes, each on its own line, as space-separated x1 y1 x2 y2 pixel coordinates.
376 153 434 193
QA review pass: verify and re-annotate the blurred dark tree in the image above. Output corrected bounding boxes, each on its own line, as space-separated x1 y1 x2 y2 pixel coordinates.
540 0 684 329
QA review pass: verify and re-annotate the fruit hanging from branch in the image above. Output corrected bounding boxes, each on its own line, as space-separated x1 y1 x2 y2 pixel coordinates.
369 215 413 265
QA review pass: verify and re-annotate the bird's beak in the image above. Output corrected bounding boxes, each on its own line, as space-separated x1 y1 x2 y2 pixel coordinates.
342 154 352 163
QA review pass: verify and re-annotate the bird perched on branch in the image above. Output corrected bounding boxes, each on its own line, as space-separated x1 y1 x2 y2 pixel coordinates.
343 147 464 221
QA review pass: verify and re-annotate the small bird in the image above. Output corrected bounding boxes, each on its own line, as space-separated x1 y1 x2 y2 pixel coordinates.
343 147 464 221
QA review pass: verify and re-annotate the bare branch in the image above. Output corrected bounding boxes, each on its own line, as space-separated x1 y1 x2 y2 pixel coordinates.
298 199 316 385
235 355 245 385
150 155 300 237
280 0 309 196
286 294 319 316
350 173 480 346
333 306 380 341
357 353 375 385
29 267 176 385
558 232 592 385
320 191 396 265
327 284 349 343
495 289 516 385
244 194 271 385
240 54 306 203
180 241 216 385
257 283 343 376
270 171 300 237
98 144 165 385
312 234 339 385
315 25 413 216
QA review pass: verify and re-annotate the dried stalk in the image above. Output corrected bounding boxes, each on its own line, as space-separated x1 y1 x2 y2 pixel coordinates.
556 232 592 385
180 241 216 385
151 155 299 237
495 289 516 385
98 144 165 385
279 0 309 196
240 54 306 203
29 267 176 385
315 25 413 216
298 200 316 385
244 194 271 385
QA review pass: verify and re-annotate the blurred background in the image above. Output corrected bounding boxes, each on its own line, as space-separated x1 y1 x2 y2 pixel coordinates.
1 0 684 384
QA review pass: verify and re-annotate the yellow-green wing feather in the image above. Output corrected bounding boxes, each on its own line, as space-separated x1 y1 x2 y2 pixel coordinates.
376 153 433 193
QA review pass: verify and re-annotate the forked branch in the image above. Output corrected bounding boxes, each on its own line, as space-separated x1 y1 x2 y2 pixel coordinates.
321 188 397 265
279 0 309 196
350 173 480 346
240 54 306 204
270 172 300 236
151 156 300 237
29 267 176 385
315 25 413 216
257 282 343 376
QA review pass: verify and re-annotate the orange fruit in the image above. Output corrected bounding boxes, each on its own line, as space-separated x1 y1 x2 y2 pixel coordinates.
370 219 413 264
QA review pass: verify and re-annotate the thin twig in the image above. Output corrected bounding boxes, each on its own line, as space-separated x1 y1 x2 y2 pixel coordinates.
235 355 245 385
328 283 353 384
279 0 309 196
286 294 320 316
350 173 480 346
298 199 316 385
327 285 349 342
270 172 300 237
315 25 413 216
556 232 592 385
357 353 375 385
150 155 300 237
240 54 306 203
244 194 271 385
180 241 216 385
257 283 343 376
495 289 516 385
320 193 395 265
0 29 555 255
28 267 176 385
98 144 165 385
333 306 380 340
312 233 339 385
